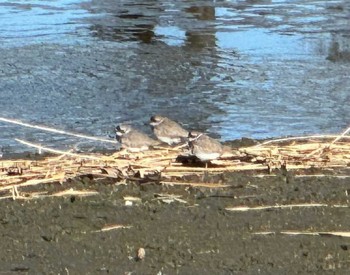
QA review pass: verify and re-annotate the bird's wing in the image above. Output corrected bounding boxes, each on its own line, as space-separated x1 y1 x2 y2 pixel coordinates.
162 121 188 137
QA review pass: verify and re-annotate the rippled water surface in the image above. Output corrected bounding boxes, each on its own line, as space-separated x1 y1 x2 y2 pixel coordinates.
0 0 349 153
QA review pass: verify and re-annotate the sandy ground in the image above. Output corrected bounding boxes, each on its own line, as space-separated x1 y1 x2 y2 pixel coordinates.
1 167 350 274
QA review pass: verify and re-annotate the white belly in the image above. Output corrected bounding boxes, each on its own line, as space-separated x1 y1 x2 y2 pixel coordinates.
158 136 181 145
195 152 221 162
126 146 150 152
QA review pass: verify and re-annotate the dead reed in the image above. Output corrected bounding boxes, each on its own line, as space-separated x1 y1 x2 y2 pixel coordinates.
0 117 349 200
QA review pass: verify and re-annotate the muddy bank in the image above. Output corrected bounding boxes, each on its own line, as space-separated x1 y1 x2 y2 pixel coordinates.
1 168 350 274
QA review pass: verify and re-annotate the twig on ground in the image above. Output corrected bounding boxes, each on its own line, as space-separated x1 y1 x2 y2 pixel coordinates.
253 231 350 238
225 203 348 212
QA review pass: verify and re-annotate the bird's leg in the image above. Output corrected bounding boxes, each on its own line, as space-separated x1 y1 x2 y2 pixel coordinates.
202 162 209 182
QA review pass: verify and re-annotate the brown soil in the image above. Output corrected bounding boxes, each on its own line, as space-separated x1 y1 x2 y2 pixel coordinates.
1 167 350 274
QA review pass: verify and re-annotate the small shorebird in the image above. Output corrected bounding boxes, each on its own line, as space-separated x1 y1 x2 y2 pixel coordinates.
115 124 159 152
149 115 188 145
188 131 223 166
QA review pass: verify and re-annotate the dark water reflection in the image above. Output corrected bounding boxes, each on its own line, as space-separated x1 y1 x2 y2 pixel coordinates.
0 0 349 153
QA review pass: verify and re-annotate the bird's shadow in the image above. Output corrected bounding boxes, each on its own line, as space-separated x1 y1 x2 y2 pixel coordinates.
175 155 221 168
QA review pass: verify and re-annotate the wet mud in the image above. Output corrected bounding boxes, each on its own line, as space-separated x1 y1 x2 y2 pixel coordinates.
1 168 350 274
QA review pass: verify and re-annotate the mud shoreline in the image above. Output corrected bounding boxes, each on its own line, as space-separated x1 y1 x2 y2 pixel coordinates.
1 149 350 274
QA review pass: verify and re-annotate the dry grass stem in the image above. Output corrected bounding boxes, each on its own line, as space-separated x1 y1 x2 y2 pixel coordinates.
123 196 142 203
303 125 350 157
15 139 103 160
294 175 350 179
94 224 133 232
256 135 350 146
51 188 99 197
161 181 229 188
225 203 348 212
330 125 350 145
253 231 350 238
0 117 118 144
154 193 188 204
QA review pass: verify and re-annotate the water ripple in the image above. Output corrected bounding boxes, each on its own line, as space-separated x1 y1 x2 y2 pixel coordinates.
0 0 349 153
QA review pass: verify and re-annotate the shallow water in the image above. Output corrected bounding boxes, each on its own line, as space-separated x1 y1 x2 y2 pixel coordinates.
0 0 349 153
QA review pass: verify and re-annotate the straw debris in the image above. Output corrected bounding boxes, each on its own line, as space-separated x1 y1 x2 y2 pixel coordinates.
253 231 350 238
0 122 349 200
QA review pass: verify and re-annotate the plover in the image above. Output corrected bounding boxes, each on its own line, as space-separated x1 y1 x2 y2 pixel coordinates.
188 131 223 163
115 124 158 152
149 115 188 145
